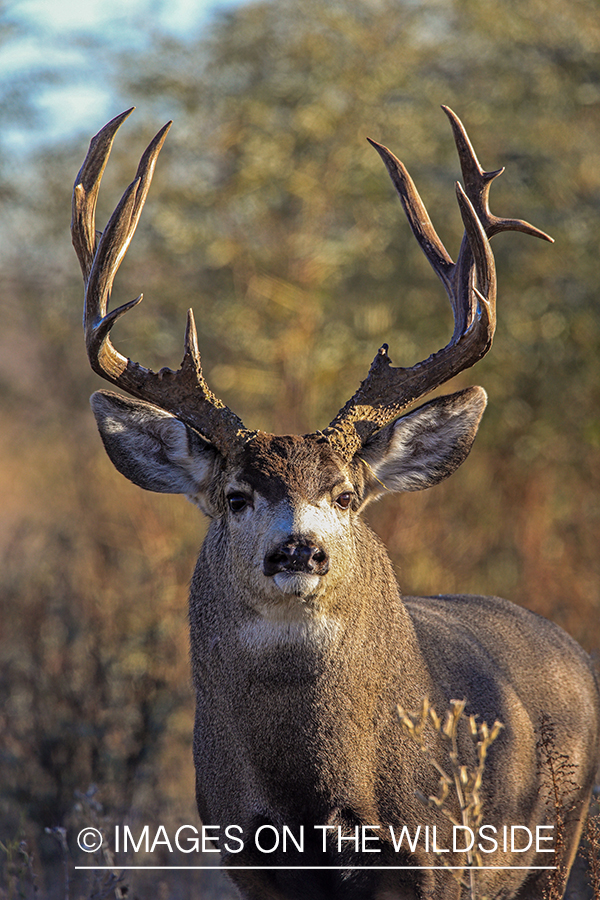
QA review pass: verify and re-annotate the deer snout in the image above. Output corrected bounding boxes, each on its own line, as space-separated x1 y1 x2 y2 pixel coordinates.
263 540 329 577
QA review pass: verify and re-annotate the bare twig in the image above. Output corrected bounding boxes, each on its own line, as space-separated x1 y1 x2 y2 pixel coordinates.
397 697 503 899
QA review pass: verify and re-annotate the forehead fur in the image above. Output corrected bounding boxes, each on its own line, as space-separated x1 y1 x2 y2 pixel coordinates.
235 433 349 502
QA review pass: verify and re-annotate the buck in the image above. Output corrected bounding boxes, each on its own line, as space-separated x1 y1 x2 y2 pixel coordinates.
72 107 600 900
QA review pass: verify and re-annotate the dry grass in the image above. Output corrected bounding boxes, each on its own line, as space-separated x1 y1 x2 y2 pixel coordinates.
397 698 503 899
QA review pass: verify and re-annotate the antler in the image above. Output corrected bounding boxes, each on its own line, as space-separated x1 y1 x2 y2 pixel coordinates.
74 107 552 461
323 106 553 459
72 108 249 453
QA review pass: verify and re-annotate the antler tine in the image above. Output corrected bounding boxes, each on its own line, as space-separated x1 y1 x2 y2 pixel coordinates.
323 108 553 460
442 106 553 342
72 107 135 283
442 105 554 244
72 111 249 454
76 112 171 353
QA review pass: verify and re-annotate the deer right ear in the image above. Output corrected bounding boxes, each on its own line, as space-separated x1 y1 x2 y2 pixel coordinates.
90 391 222 513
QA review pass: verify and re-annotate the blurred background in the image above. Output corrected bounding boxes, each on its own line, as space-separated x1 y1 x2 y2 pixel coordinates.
0 0 599 896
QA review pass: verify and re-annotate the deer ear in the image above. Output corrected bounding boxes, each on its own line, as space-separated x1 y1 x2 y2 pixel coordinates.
359 386 487 499
90 391 221 512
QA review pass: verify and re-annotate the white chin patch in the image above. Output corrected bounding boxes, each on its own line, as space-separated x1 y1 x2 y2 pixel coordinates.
272 572 321 597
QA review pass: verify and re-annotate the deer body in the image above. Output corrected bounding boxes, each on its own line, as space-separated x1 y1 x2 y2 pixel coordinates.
73 109 600 899
182 431 598 900
190 586 598 900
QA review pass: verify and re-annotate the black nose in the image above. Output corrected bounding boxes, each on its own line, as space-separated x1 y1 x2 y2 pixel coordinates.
264 540 329 577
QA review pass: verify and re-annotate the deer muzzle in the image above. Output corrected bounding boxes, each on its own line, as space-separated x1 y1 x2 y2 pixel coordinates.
263 540 330 577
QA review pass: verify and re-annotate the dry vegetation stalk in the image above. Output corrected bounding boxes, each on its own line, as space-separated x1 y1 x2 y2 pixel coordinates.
536 715 580 900
397 697 503 899
582 800 600 899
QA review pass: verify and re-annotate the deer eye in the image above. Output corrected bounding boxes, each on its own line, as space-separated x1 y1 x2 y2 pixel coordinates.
335 491 354 510
227 493 249 513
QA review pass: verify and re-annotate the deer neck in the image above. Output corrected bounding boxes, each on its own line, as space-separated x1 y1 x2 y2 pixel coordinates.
190 518 434 709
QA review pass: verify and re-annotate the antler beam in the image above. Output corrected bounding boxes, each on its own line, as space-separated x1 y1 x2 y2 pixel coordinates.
323 106 553 459
72 108 249 454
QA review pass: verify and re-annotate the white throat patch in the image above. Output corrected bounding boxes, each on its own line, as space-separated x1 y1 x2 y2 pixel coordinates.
236 610 341 651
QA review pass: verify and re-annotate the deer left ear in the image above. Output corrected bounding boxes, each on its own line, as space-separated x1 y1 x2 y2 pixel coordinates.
358 386 487 499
